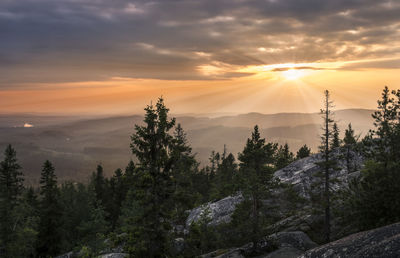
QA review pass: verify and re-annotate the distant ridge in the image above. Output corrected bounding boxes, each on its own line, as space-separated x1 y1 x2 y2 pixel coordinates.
0 108 375 183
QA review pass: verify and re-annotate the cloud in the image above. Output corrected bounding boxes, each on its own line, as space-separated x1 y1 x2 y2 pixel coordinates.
0 0 400 86
340 58 400 70
271 66 326 72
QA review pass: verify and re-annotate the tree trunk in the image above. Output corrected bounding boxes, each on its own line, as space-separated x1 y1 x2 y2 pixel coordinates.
324 96 331 243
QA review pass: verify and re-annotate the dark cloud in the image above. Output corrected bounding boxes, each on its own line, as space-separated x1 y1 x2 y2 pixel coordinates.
0 0 399 86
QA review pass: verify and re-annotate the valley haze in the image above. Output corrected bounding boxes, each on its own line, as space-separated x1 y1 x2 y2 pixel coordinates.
0 108 374 184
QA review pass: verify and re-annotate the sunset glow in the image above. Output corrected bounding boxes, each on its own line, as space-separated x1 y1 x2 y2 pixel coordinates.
281 69 307 80
0 1 399 115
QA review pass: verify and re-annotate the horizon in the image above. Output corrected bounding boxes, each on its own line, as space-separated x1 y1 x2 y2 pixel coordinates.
0 107 377 118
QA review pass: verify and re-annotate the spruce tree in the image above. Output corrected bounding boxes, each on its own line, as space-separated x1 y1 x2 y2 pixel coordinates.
296 144 311 159
91 164 108 207
0 144 24 257
8 187 39 258
126 97 177 257
343 87 400 231
217 152 237 197
170 123 199 222
109 168 125 229
37 160 62 257
371 86 397 164
275 143 294 169
59 182 92 251
331 123 341 148
237 125 278 251
208 150 220 177
210 145 238 200
343 123 357 171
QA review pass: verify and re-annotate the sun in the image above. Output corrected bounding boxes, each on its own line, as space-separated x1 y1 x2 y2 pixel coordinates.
281 69 306 80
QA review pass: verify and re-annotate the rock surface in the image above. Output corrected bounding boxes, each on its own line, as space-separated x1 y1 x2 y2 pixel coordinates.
186 150 363 227
274 150 363 198
262 247 303 258
186 194 244 227
269 231 317 251
300 222 400 257
201 231 317 258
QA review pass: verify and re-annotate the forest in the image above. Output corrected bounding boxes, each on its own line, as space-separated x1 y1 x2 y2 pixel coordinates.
1 86 400 257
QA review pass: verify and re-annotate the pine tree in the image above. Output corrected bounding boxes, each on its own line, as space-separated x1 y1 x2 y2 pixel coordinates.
371 86 397 165
0 144 24 257
217 152 237 196
8 187 39 258
91 164 108 207
296 144 311 159
125 97 177 257
208 150 220 177
237 125 278 251
210 145 238 200
275 143 294 169
343 123 357 171
37 160 62 257
317 90 336 243
59 182 92 251
342 87 400 231
109 168 125 229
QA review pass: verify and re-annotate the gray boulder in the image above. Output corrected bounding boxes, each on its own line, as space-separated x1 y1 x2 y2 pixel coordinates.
186 194 244 227
300 222 400 257
274 150 363 198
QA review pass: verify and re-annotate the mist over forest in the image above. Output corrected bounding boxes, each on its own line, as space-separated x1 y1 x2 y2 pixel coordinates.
0 109 374 183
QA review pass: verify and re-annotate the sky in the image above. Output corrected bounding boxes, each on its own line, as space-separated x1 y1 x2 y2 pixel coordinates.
1 0 400 115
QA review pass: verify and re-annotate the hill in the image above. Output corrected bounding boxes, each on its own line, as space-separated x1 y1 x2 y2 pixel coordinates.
0 109 374 183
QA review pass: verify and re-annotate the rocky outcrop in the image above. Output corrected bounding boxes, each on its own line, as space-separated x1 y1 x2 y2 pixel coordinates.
300 222 400 257
274 149 363 198
266 212 315 234
186 194 244 227
201 231 317 258
187 150 363 228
